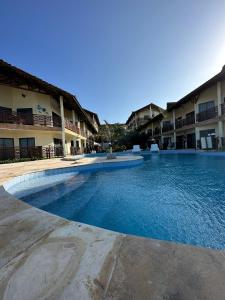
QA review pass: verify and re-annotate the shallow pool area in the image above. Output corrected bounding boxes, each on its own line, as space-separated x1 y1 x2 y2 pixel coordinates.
6 153 225 250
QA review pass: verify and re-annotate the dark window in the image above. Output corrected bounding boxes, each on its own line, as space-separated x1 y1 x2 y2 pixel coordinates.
19 138 35 158
52 112 61 127
187 133 196 148
17 108 33 125
163 120 171 126
0 106 13 123
53 138 62 146
0 106 12 113
186 111 194 118
0 138 14 160
199 129 215 138
198 101 214 113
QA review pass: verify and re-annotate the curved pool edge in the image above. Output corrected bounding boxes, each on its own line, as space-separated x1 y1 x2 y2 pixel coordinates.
0 156 225 299
3 155 143 192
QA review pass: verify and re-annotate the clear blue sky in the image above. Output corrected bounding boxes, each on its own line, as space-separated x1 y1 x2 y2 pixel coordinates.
1 0 225 123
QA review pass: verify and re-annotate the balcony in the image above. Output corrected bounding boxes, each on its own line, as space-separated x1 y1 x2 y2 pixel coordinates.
0 111 60 127
154 127 160 135
196 106 218 122
175 119 183 129
162 123 174 133
0 145 64 161
147 129 153 136
65 120 81 135
184 113 195 126
221 103 225 115
175 113 195 129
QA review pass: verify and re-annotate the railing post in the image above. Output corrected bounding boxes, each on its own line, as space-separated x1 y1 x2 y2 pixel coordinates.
217 81 223 148
59 95 66 157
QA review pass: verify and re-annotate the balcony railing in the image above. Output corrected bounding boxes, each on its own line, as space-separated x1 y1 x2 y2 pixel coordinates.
147 129 153 136
162 123 174 133
175 113 195 129
0 111 60 127
184 113 195 126
154 127 160 135
175 119 183 129
65 120 80 135
221 103 225 115
196 106 218 122
0 146 64 161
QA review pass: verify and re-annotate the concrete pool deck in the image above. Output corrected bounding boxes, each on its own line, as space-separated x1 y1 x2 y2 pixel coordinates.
0 156 225 299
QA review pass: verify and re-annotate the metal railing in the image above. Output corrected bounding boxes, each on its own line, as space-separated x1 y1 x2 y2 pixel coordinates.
175 113 195 129
0 111 61 127
221 103 225 115
0 146 65 161
162 123 174 133
196 106 218 122
154 127 160 135
65 120 81 134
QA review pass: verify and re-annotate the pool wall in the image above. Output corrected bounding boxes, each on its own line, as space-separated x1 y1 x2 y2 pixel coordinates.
3 156 143 192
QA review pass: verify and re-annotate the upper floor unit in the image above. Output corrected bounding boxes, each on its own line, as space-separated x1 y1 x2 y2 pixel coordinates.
139 65 225 137
0 59 99 138
126 103 163 130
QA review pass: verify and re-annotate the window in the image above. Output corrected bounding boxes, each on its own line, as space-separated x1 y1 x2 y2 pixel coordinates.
198 101 214 113
186 111 194 118
53 138 62 146
163 120 171 126
17 108 33 125
0 138 14 160
19 138 35 158
19 138 35 148
0 138 14 147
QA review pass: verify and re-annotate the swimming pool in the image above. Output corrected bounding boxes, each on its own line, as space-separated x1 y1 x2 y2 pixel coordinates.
7 153 225 250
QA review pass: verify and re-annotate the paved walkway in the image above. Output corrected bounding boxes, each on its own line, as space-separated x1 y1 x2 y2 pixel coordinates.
0 157 225 300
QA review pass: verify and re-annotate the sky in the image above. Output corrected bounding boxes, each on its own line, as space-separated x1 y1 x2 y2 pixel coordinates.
1 0 225 123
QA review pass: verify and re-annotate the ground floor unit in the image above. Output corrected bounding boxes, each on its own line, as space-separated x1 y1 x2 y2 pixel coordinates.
156 120 225 150
0 128 95 161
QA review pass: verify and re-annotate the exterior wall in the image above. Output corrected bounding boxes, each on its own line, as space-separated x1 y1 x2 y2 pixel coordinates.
0 84 97 157
175 101 194 118
196 84 217 112
0 85 53 116
0 129 61 147
195 123 218 141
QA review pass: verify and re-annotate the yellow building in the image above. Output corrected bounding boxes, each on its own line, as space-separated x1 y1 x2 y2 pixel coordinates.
0 60 99 160
126 103 163 130
138 65 225 150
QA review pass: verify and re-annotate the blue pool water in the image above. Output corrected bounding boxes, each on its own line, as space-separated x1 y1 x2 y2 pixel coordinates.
10 154 225 249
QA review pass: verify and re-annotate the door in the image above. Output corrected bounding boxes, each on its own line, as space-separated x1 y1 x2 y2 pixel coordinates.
0 138 14 160
19 138 35 158
0 106 12 123
187 133 196 148
200 129 216 149
17 108 33 125
176 135 185 149
52 112 61 127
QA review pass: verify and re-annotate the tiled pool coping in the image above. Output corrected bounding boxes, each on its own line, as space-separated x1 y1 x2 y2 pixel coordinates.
0 155 225 299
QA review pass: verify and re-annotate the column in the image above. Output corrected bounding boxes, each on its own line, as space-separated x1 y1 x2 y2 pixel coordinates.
149 104 152 118
194 102 198 149
172 110 176 149
217 81 223 148
72 110 76 124
59 95 66 156
160 120 163 145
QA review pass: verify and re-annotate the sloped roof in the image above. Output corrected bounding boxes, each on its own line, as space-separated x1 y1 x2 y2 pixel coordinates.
126 102 163 124
167 66 225 111
83 108 100 126
0 59 97 133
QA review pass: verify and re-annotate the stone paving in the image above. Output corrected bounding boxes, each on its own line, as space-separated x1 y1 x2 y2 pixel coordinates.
0 157 225 300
